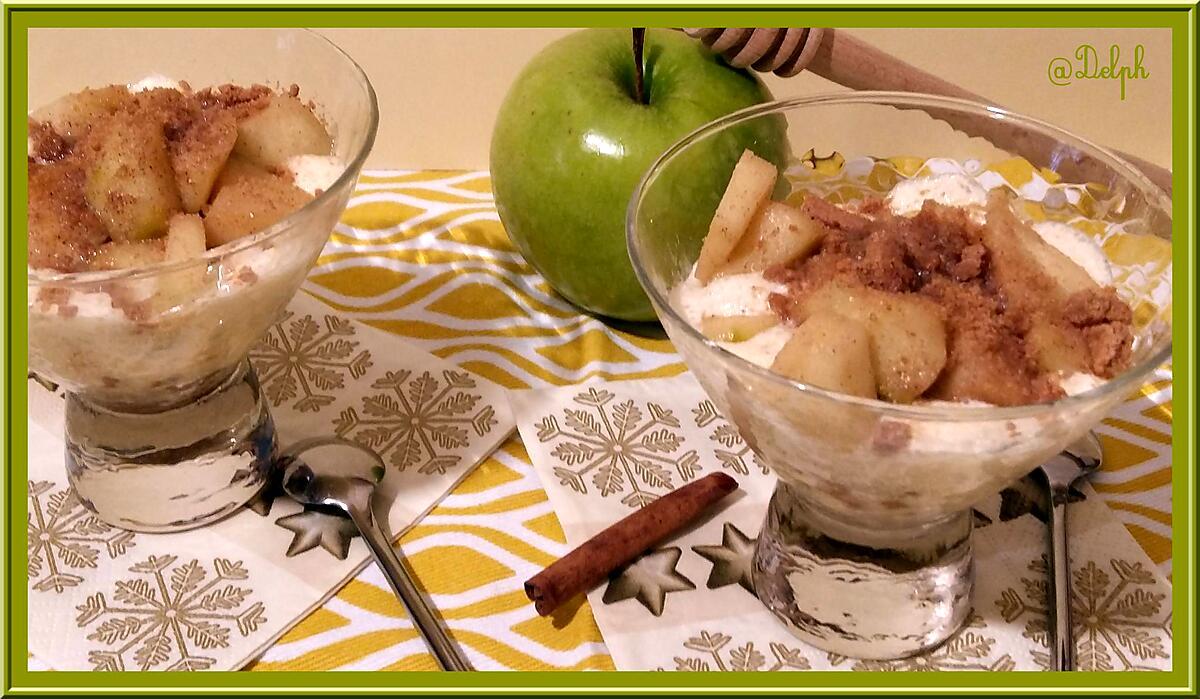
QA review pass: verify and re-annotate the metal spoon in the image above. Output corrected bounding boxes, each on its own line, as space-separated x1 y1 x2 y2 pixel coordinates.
278 437 473 671
1036 431 1103 672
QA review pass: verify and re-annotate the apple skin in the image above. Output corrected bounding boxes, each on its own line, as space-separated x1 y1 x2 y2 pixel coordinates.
491 28 788 322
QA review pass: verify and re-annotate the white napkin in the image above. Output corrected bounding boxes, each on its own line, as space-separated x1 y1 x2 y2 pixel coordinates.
27 292 513 671
511 375 1172 672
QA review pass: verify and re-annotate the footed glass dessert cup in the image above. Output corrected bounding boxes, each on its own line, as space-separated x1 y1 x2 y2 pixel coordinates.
27 28 378 532
627 93 1172 659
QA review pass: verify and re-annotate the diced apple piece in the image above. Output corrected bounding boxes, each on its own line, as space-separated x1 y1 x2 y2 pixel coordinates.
164 213 207 261
203 175 312 247
798 284 947 403
1025 316 1089 375
171 109 238 212
211 155 277 195
695 149 778 284
929 335 1042 407
720 202 826 276
83 111 182 242
153 214 210 310
89 239 166 271
984 192 1099 300
771 311 876 399
232 95 332 169
700 313 778 342
129 87 194 125
31 85 130 141
28 160 109 272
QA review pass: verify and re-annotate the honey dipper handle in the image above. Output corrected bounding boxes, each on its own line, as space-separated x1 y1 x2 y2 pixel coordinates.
805 31 1172 195
808 31 985 101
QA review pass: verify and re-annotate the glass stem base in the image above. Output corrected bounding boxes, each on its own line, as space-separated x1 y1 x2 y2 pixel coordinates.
752 482 974 660
65 359 276 533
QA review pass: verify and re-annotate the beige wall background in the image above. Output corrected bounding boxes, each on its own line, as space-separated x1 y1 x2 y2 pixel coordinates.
30 28 1172 171
314 28 1171 171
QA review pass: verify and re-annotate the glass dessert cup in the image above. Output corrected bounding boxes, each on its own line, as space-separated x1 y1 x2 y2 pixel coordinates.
627 93 1172 659
27 28 378 532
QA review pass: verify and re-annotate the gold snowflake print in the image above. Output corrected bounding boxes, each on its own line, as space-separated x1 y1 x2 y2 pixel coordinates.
251 311 372 413
28 481 135 594
692 400 766 476
536 387 700 508
663 630 810 671
997 556 1171 670
334 369 498 474
827 615 1015 671
75 555 267 671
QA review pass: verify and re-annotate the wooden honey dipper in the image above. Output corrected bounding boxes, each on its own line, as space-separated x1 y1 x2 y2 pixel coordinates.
682 28 1172 195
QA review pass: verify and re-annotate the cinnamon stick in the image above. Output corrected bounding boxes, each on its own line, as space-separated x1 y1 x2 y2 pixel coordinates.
524 472 739 616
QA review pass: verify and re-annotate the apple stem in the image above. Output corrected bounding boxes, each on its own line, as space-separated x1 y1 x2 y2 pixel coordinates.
632 28 647 105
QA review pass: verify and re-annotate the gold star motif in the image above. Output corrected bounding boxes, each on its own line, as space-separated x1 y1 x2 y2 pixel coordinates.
243 471 284 517
275 509 358 559
692 522 757 594
603 547 695 616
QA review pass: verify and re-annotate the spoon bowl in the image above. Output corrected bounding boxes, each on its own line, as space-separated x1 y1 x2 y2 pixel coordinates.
277 437 472 671
1039 432 1103 490
280 437 386 510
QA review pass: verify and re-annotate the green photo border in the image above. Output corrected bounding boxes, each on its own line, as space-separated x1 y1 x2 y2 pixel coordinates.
3 1 1195 695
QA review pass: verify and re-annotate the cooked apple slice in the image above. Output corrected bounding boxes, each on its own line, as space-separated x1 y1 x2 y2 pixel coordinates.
203 175 312 247
171 109 238 212
929 331 1045 407
211 154 277 195
28 160 109 272
232 95 332 169
700 313 778 342
31 85 130 142
1025 315 1089 375
798 283 947 403
165 213 207 260
89 239 166 270
984 191 1099 300
152 213 210 311
720 202 826 276
129 87 193 125
695 149 778 284
771 310 876 399
83 111 182 241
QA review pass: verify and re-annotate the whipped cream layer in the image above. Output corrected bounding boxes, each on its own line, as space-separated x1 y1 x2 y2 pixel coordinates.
286 154 344 196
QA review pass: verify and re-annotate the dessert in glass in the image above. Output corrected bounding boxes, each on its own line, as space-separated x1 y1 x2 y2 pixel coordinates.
627 93 1171 659
27 29 378 532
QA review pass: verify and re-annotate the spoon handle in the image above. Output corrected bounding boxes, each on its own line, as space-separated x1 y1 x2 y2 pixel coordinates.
346 504 473 671
1047 486 1075 671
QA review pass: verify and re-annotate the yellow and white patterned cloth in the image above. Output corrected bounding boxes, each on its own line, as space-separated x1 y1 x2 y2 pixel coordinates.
246 168 1172 671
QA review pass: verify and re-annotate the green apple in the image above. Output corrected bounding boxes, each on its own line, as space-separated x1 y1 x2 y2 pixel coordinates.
491 28 788 322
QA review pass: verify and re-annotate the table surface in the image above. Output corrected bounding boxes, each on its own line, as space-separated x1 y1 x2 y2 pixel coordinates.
239 169 1173 671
